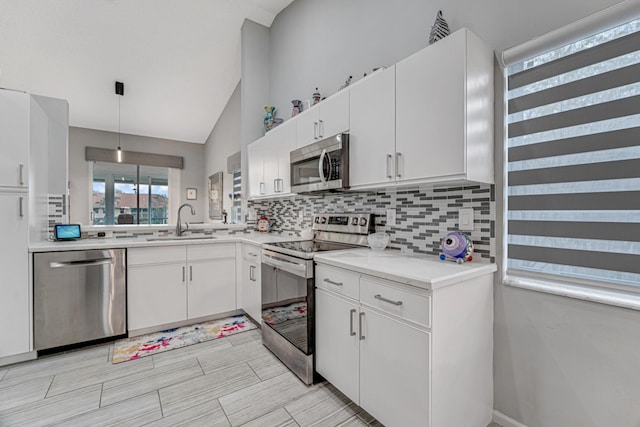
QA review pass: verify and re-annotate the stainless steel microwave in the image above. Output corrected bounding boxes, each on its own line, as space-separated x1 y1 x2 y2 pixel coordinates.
290 133 349 193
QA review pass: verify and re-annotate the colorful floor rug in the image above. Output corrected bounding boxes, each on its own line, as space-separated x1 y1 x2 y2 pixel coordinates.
112 314 257 364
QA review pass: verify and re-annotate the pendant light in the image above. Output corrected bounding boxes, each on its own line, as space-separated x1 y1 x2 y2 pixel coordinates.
115 81 124 162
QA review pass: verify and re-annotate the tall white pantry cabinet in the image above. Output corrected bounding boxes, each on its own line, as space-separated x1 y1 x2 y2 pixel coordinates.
0 89 69 362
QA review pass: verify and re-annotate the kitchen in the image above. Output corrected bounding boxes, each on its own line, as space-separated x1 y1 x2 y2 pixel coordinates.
1 0 640 426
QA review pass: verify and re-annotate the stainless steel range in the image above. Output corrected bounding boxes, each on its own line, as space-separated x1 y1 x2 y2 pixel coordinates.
261 213 374 384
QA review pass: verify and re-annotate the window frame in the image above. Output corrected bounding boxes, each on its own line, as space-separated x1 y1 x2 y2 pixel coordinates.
500 8 640 310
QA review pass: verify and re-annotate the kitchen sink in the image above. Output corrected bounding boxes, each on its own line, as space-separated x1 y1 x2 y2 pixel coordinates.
146 235 217 242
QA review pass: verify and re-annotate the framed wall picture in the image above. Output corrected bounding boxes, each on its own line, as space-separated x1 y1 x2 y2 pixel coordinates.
186 188 197 200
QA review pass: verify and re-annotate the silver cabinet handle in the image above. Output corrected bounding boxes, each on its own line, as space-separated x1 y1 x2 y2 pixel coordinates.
386 154 393 179
323 278 343 287
395 152 402 178
259 182 265 195
190 265 193 282
374 294 403 306
349 309 356 336
248 252 257 257
249 265 255 281
19 196 24 218
273 178 278 193
359 312 365 340
313 122 319 139
182 266 186 283
319 119 324 138
19 164 24 186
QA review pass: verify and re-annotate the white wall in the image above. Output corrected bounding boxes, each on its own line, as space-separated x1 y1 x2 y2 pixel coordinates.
240 19 271 221
269 0 623 118
69 127 206 224
267 1 640 426
204 82 241 222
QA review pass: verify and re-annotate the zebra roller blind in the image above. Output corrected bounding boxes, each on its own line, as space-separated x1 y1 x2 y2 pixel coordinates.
506 18 640 288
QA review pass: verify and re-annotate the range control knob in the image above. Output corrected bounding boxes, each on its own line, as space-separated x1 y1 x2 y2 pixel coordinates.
359 218 367 226
314 216 320 224
321 216 327 224
351 217 359 225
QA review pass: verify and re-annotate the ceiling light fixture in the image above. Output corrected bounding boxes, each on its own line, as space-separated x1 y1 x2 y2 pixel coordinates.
115 81 124 163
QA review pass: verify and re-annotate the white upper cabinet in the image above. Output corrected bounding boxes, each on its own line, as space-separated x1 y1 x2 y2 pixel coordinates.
248 119 296 200
296 90 349 148
0 90 29 189
395 28 494 185
349 67 397 187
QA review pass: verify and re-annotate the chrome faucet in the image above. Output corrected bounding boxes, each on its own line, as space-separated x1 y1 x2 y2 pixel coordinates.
176 203 195 236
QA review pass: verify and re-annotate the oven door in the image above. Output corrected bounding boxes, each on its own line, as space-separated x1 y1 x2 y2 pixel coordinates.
290 133 349 193
261 250 314 355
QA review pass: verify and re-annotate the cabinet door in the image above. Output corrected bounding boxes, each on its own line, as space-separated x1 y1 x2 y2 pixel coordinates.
315 288 360 404
360 308 430 427
396 29 466 182
241 246 261 323
273 120 296 194
295 108 320 148
247 139 265 198
0 193 29 358
349 67 396 187
0 90 29 188
128 263 187 331
318 90 349 139
188 256 236 319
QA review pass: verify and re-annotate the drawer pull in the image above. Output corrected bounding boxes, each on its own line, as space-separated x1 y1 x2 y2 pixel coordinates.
349 309 356 336
359 312 365 340
323 278 343 287
374 294 403 306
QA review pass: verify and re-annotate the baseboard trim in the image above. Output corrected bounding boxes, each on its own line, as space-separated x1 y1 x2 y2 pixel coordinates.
0 351 37 368
493 410 529 427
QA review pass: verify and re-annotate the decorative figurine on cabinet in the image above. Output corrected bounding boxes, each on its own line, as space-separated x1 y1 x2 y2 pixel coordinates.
339 75 352 90
429 10 450 44
264 106 276 131
439 231 473 263
291 100 303 117
312 88 321 105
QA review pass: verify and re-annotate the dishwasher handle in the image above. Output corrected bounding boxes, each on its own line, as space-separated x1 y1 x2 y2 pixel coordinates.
50 258 114 268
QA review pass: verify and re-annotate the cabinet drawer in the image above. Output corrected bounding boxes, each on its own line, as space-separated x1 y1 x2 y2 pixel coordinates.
315 264 359 300
188 243 236 261
360 276 431 328
242 243 262 262
128 245 185 266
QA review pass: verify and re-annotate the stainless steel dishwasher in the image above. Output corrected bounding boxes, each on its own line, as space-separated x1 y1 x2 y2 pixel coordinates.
33 249 126 350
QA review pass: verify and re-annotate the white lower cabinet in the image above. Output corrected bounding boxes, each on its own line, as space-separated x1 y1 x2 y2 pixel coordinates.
359 307 430 427
240 243 262 323
315 262 493 427
0 192 30 359
315 288 360 403
128 243 236 332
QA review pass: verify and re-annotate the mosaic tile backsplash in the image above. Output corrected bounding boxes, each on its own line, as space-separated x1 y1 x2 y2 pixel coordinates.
249 184 496 263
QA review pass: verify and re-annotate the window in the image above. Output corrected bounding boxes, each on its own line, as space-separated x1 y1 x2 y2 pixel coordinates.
92 162 169 225
506 18 640 290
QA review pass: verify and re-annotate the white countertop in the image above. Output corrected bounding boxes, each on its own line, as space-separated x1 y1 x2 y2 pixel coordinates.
28 232 295 252
314 248 497 290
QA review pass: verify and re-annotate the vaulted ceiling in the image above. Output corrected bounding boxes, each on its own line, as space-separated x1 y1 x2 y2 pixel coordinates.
0 0 294 143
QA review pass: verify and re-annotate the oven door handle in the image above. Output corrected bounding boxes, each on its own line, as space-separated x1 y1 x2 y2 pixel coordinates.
263 253 307 275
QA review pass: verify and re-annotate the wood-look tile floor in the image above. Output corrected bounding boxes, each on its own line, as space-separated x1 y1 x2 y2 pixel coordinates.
0 329 503 427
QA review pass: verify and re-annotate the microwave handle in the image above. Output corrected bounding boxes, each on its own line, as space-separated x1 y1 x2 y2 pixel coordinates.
318 149 328 185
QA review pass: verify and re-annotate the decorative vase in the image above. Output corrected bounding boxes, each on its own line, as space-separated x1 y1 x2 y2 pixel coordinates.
264 106 276 131
291 100 303 117
312 88 321 105
429 10 450 45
